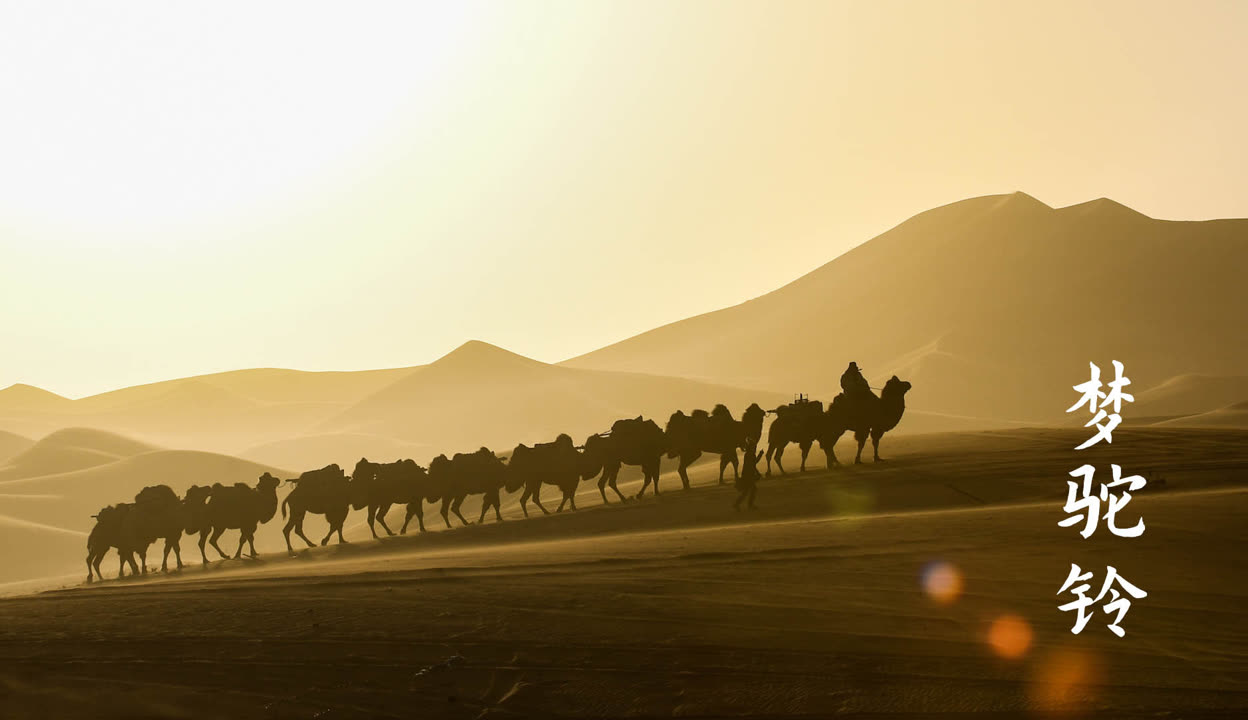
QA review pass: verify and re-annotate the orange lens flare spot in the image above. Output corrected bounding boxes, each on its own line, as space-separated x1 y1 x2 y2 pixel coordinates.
921 561 963 605
987 614 1033 659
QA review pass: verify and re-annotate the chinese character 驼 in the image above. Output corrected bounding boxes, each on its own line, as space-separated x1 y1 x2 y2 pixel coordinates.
1067 361 1134 450
1057 564 1148 637
1059 464 1147 538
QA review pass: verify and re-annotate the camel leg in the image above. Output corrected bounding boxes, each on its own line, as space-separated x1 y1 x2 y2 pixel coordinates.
770 442 788 476
336 519 347 545
799 441 813 472
138 547 149 575
246 525 259 557
85 551 95 583
519 487 532 517
283 517 297 554
127 552 139 576
440 498 454 528
855 429 868 464
650 462 661 496
598 477 610 504
872 430 885 462
232 533 246 560
366 505 379 539
568 490 578 511
401 503 424 534
172 538 183 570
677 458 692 491
161 540 171 572
117 552 126 579
492 491 503 522
294 512 315 548
531 484 550 515
377 503 396 536
556 492 568 512
608 476 627 502
209 527 230 560
198 531 210 565
636 470 651 499
719 452 737 484
451 497 471 526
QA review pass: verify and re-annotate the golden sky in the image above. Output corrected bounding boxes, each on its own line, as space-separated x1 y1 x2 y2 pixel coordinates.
1 1 1245 397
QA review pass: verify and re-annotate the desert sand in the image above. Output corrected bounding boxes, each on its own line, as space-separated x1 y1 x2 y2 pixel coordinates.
1 427 1244 719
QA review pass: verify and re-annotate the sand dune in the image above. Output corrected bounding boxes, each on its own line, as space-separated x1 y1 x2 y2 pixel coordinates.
0 430 32 464
1155 400 1248 429
240 432 430 473
1133 373 1248 419
0 427 156 483
0 366 421 453
564 193 1248 425
0 426 1243 718
326 340 791 456
0 514 86 588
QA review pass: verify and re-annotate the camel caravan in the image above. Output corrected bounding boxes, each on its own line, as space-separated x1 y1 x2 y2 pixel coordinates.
84 363 911 582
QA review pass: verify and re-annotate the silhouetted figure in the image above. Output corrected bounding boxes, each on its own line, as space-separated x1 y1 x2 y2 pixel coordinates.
427 447 509 527
765 396 824 475
85 503 140 582
840 362 870 397
664 403 766 488
281 464 353 553
506 434 584 516
734 438 764 511
350 458 436 538
581 416 665 500
819 376 912 464
195 472 281 561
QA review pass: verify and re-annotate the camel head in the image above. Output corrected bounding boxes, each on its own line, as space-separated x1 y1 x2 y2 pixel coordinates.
257 472 281 493
882 376 912 400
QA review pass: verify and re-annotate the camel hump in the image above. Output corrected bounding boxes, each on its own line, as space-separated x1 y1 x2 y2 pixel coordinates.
135 484 179 506
711 404 733 419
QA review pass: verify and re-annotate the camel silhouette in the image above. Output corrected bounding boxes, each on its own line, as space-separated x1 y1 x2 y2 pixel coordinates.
351 458 414 538
280 464 353 553
765 396 824 476
127 484 189 574
581 416 665 500
428 448 508 526
349 458 440 536
85 503 140 581
506 434 585 516
819 376 912 464
665 403 765 488
734 438 764 511
190 472 281 562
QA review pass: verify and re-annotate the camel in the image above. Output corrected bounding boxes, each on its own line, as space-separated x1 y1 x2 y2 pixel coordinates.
734 438 764 511
665 403 765 488
127 485 189 574
581 416 665 500
506 434 584 516
428 448 508 527
85 503 140 582
192 472 281 562
764 397 824 475
353 458 440 535
819 376 912 464
280 464 354 554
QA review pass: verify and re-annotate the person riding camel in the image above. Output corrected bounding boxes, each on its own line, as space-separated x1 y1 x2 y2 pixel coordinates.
841 362 871 398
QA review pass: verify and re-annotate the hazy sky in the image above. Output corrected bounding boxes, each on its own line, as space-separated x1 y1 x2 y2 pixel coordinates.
2 1 1246 398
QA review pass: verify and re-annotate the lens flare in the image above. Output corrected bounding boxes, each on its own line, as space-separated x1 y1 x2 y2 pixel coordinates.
921 561 963 605
1028 648 1104 712
987 614 1033 659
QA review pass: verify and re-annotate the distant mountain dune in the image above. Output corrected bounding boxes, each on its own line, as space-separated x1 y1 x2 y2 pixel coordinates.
0 430 33 464
325 340 791 456
0 428 156 483
563 193 1247 424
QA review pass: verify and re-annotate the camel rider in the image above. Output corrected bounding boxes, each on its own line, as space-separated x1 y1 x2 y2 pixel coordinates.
841 362 871 398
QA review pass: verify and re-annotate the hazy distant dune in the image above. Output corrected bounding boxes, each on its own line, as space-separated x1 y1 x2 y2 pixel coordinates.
0 513 85 587
240 432 430 472
1133 374 1248 418
0 430 33 464
326 340 791 455
1155 400 1248 429
0 427 156 483
563 193 1248 424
